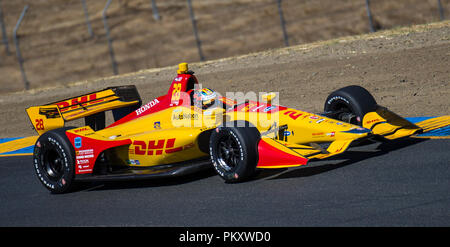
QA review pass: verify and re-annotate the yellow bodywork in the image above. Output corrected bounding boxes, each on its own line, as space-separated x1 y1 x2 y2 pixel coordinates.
362 106 421 140
26 105 65 136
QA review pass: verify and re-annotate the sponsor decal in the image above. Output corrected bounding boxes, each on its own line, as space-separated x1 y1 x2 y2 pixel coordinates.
76 159 89 165
326 132 336 137
74 137 82 149
136 99 160 115
74 127 90 133
56 93 103 113
75 149 94 159
77 167 92 173
312 132 325 137
366 118 382 125
154 121 161 129
127 159 141 165
315 118 326 123
130 138 194 156
173 113 199 120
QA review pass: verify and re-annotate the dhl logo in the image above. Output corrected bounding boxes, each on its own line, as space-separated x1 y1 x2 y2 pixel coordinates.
366 118 382 125
74 127 91 133
55 93 104 113
131 138 193 156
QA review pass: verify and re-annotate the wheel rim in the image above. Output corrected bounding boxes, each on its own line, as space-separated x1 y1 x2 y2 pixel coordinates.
216 135 242 171
331 102 358 125
41 148 64 182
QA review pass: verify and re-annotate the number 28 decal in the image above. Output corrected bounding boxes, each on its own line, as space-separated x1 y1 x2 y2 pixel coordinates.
35 119 44 130
171 83 182 101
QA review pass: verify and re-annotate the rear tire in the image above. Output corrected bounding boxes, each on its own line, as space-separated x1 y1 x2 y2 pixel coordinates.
33 127 76 194
324 85 377 126
209 121 260 183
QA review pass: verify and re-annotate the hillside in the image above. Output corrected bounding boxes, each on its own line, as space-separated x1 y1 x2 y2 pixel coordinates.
0 0 448 93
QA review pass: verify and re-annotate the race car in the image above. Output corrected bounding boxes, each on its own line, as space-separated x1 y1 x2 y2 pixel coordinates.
26 63 428 193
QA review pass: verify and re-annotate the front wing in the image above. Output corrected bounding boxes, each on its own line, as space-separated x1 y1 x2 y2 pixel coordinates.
256 137 356 169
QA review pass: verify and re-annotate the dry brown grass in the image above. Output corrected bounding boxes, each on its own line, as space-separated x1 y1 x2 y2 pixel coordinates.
0 0 448 94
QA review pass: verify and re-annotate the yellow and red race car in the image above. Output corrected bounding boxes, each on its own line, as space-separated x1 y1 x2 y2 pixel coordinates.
26 63 435 193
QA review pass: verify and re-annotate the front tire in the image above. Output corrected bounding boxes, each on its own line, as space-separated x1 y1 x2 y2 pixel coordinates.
209 121 260 183
33 127 76 194
324 85 377 126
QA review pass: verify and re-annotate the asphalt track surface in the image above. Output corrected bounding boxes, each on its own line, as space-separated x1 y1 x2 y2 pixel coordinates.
1 138 449 227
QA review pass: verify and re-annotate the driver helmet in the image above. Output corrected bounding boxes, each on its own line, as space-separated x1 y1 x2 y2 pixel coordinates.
193 88 217 109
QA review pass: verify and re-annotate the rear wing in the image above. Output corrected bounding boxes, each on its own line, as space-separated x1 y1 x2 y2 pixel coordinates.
26 85 141 135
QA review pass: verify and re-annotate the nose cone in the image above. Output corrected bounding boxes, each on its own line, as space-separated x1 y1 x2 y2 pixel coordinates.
256 138 308 168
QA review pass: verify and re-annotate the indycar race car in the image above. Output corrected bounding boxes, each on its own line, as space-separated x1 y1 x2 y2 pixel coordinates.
27 63 433 193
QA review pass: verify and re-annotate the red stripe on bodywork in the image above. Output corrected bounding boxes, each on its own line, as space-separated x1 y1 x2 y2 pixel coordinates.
66 132 131 174
106 74 198 128
256 139 308 168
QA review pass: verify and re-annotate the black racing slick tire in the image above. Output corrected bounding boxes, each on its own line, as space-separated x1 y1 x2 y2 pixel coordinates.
33 127 76 194
209 121 260 183
324 85 377 126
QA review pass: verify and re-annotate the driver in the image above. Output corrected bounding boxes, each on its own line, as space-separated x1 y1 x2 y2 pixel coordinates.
191 87 217 110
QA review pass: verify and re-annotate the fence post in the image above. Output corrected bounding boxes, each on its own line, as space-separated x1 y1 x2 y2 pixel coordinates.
150 0 160 21
437 0 445 20
187 0 204 61
365 0 376 32
276 0 289 46
102 0 118 75
81 0 94 37
13 5 30 90
0 0 10 56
